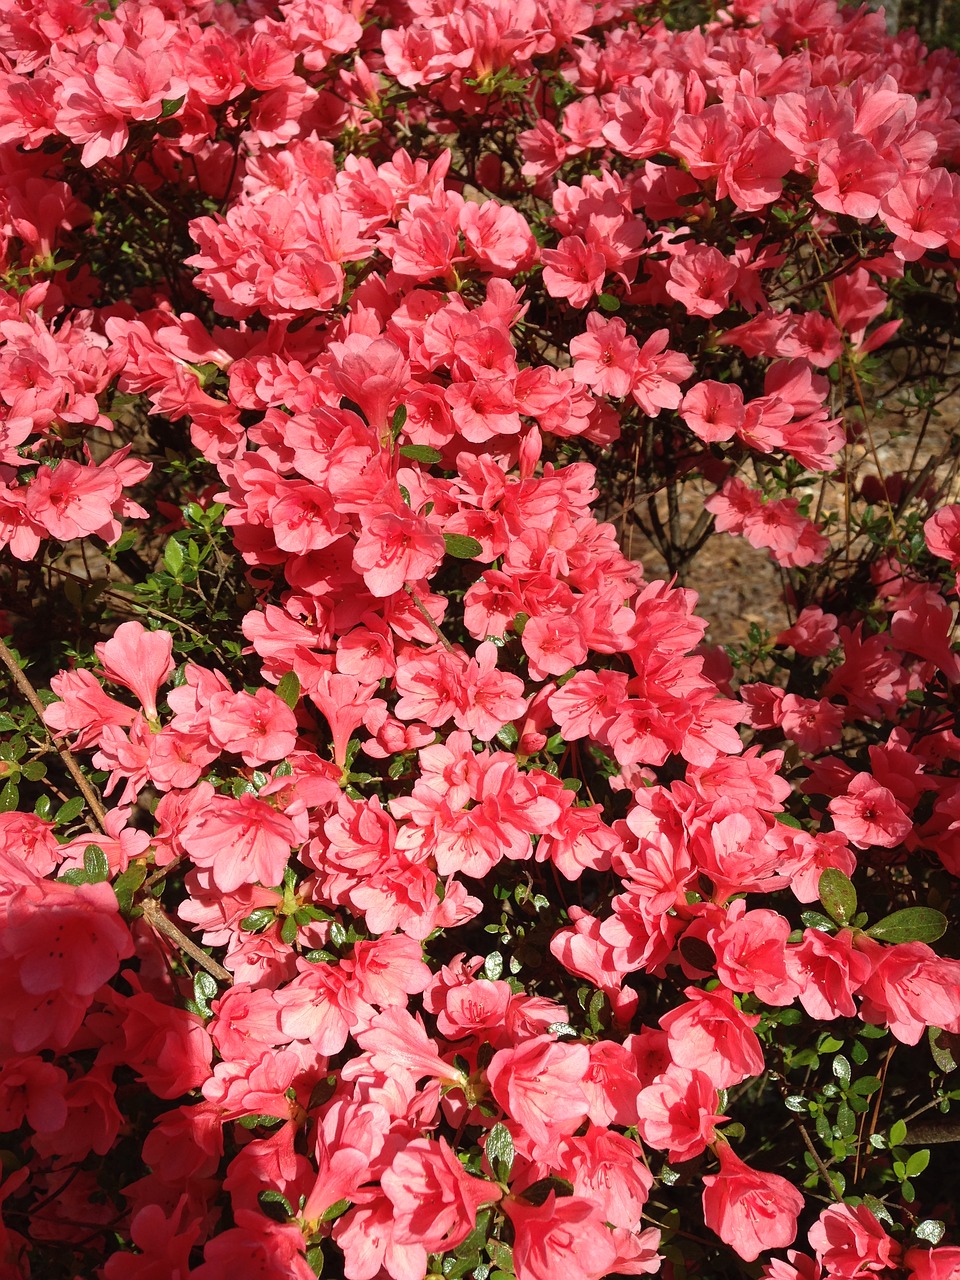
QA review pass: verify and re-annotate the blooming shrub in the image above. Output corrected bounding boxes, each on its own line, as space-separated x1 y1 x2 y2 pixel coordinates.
2 0 960 1275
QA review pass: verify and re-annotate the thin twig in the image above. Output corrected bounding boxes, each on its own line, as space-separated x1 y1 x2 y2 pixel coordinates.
403 584 456 652
795 1120 844 1199
855 1043 896 1184
0 635 107 831
141 897 233 985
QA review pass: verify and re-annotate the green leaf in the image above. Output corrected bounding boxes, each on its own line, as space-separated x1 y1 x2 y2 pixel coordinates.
59 868 92 885
487 1122 515 1182
160 95 185 117
21 760 46 782
597 293 620 312
915 1220 946 1245
832 1055 851 1088
193 970 218 1018
275 671 301 711
518 1176 573 1205
774 812 802 829
486 1241 515 1275
443 533 483 559
163 538 184 576
866 907 947 944
83 844 109 883
819 868 857 924
237 1113 284 1129
321 1198 350 1223
241 908 276 933
113 862 147 914
484 952 504 981
0 777 18 813
399 444 442 464
391 404 408 438
801 910 837 933
789 1048 820 1069
906 1149 930 1178
280 914 298 945
55 793 85 824
889 1119 908 1147
929 1027 959 1074
849 1075 882 1097
258 1189 292 1221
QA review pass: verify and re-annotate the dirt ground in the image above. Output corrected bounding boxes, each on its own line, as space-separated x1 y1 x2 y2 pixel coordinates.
619 400 960 650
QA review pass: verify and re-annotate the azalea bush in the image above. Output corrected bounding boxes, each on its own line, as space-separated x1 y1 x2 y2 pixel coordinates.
3 0 960 1275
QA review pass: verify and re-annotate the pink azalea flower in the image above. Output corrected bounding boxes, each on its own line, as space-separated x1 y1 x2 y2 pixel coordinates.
702 1141 804 1262
181 792 299 892
94 621 174 723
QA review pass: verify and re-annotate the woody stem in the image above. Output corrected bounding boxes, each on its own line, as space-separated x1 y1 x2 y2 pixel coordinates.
403 583 456 652
0 635 107 832
141 897 233 985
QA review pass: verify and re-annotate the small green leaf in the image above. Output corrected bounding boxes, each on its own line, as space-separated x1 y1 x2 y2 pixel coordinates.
915 1220 946 1245
487 1122 515 1182
320 1197 350 1223
237 1113 283 1130
258 1189 292 1221
275 671 301 711
280 914 298 945
597 293 620 312
906 1149 930 1178
83 844 110 883
819 867 857 924
832 1055 851 1088
241 908 276 933
0 778 19 813
518 1176 573 1205
163 538 184 576
443 533 483 559
801 910 837 933
889 1119 908 1147
59 868 92 885
399 444 442 464
21 760 46 782
929 1027 960 1074
193 970 218 1018
484 952 504 981
160 95 185 117
866 907 948 944
113 862 147 914
391 404 408 438
849 1075 882 1097
774 812 802 829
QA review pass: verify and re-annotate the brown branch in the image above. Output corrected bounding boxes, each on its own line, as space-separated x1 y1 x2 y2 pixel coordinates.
403 584 456 652
141 897 233 985
795 1120 844 1199
0 635 107 832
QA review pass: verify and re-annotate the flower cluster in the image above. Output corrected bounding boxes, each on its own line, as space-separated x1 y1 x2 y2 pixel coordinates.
1 0 960 1276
